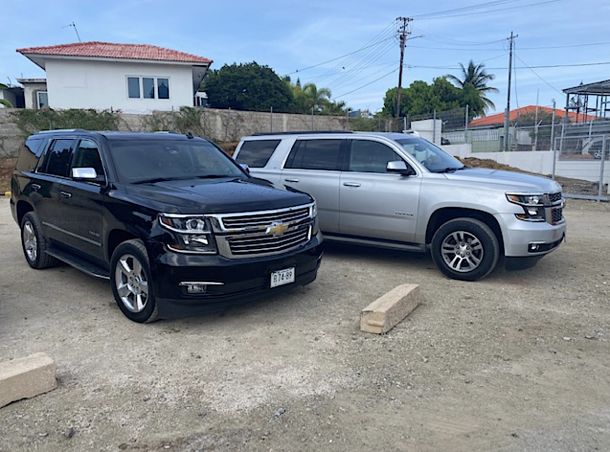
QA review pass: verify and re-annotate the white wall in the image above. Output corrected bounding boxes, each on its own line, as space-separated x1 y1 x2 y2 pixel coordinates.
441 145 610 194
411 119 442 144
45 59 195 113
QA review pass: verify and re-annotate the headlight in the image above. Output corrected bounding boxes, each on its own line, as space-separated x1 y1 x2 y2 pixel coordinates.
159 214 217 254
310 201 317 218
506 193 546 222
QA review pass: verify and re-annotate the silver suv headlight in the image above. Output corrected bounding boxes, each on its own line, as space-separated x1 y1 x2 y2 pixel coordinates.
159 214 217 254
506 193 546 222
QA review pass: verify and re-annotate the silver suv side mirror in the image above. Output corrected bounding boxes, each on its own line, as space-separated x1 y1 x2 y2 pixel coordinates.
386 161 415 176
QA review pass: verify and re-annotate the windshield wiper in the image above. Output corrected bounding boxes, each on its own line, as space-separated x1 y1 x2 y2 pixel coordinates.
132 176 194 184
194 174 237 179
434 166 466 174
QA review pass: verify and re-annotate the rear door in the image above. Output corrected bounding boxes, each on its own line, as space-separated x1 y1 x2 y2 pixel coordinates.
280 138 344 233
339 138 422 243
234 139 282 182
35 138 77 244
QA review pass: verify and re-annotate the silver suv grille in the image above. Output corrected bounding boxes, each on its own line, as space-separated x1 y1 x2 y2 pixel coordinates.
547 192 564 225
226 224 311 256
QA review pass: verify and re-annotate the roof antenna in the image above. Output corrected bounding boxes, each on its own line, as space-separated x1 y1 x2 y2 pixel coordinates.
63 21 82 42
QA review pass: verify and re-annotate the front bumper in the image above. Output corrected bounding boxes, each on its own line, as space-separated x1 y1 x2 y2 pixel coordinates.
148 233 323 318
496 213 566 257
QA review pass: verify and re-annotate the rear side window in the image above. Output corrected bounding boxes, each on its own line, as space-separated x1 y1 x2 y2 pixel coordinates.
40 139 76 177
347 140 403 173
236 139 280 168
16 138 45 171
284 139 342 171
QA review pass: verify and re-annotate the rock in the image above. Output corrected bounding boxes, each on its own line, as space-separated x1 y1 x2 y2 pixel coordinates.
274 407 286 417
64 427 76 439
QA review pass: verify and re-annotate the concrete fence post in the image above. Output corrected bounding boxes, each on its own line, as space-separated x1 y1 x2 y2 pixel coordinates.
270 106 273 133
598 135 607 201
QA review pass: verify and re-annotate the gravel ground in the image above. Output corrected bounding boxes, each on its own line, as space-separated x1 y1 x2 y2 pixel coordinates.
0 199 609 451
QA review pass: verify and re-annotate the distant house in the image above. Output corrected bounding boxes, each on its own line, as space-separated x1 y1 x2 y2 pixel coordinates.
469 105 597 129
16 41 213 113
0 84 25 108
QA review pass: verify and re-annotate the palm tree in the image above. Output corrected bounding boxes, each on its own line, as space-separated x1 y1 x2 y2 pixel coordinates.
0 83 13 108
302 83 332 112
447 61 498 115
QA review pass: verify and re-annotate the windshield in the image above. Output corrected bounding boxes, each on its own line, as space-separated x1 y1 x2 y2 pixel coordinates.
108 139 244 183
395 137 464 173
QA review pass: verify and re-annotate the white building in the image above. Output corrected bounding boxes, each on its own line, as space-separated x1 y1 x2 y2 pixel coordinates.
17 41 212 113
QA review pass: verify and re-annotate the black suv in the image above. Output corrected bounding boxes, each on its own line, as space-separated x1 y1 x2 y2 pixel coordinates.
10 130 323 322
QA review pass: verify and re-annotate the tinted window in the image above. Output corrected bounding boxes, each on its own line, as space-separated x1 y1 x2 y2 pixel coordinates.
348 140 402 173
16 138 45 171
71 139 105 178
108 139 243 183
127 77 140 98
143 77 155 99
284 139 342 171
42 139 76 177
157 78 169 99
236 140 280 168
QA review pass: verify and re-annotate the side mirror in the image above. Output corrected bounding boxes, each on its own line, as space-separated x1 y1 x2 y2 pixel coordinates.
72 167 105 184
386 161 415 176
240 163 251 175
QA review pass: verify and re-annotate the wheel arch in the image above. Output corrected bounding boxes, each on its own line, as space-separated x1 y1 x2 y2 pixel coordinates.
16 200 34 225
106 229 139 262
425 207 504 254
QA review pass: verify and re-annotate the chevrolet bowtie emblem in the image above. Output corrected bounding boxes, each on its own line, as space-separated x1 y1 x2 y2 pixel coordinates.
266 221 289 237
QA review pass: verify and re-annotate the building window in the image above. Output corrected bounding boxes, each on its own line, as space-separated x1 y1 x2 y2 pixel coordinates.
143 77 155 99
127 77 140 98
157 78 169 99
36 91 48 109
126 76 170 100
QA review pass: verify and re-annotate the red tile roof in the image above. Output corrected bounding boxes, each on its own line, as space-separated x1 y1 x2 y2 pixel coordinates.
17 41 211 65
470 105 597 127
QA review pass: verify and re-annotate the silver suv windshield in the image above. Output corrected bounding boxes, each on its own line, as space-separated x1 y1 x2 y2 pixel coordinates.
395 137 465 173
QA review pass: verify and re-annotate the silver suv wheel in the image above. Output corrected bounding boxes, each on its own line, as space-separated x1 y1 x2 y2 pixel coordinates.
440 230 484 273
114 253 149 313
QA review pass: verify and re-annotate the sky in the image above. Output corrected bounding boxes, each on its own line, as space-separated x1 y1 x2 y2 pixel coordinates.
1 0 609 115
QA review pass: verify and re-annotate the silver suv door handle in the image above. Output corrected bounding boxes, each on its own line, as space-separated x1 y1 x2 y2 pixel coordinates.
60 191 72 199
343 182 361 188
284 178 299 183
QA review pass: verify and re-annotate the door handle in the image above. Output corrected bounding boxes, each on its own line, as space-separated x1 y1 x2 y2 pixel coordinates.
342 182 361 188
60 191 72 199
31 184 41 191
284 178 299 183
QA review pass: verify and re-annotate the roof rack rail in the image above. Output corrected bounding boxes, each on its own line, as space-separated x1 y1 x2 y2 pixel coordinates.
35 129 87 134
252 130 352 136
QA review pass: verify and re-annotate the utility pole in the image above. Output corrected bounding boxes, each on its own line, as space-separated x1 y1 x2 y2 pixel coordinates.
503 31 517 152
395 17 412 119
67 22 82 42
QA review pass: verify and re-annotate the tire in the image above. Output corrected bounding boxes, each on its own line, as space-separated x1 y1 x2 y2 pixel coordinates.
20 212 58 269
110 239 159 323
430 218 500 281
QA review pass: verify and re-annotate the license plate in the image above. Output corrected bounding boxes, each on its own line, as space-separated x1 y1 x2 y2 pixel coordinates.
270 267 295 288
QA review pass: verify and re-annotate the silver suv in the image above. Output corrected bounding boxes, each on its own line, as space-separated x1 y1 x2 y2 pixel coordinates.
234 132 566 281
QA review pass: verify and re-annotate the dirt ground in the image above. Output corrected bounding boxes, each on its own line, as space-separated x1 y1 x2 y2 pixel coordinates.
0 199 609 451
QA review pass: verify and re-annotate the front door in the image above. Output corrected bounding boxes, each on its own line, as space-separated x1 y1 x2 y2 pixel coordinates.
280 138 344 234
339 139 422 243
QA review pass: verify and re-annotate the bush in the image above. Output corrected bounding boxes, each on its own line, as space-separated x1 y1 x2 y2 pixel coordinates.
12 109 120 135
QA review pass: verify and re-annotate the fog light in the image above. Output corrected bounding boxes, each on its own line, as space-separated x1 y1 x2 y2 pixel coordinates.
185 283 207 294
528 244 540 252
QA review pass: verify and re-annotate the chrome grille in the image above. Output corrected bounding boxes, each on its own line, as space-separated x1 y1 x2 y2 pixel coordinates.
226 224 311 256
551 207 563 224
548 192 562 203
220 206 311 231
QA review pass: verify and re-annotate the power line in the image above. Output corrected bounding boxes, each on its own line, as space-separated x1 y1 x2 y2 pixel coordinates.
335 68 399 98
408 61 610 70
515 55 563 94
415 0 562 20
412 0 516 19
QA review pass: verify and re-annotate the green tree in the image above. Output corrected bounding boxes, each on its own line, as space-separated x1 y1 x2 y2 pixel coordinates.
381 77 461 117
446 60 498 115
0 83 13 108
202 62 294 112
286 79 346 115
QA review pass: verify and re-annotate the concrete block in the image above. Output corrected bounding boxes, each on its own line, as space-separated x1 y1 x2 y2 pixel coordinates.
0 353 57 408
360 284 420 334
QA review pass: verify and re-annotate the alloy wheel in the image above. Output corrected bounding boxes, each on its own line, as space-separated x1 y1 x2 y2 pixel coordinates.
23 221 37 262
440 230 484 273
114 254 149 313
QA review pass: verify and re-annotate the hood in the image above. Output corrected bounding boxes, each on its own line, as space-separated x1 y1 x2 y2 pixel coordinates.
120 177 312 214
445 168 561 193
